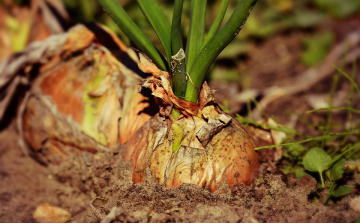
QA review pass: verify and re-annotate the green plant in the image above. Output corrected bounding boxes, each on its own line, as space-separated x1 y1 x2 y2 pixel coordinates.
302 146 356 204
96 0 259 192
97 0 257 114
303 147 332 187
250 65 360 204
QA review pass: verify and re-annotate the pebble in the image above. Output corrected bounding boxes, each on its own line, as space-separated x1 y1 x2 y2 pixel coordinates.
349 196 360 214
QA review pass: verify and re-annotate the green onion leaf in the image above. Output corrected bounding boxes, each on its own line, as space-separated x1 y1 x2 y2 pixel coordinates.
186 0 257 102
97 0 168 71
137 0 172 69
171 0 187 97
172 0 185 54
202 0 230 49
185 0 207 73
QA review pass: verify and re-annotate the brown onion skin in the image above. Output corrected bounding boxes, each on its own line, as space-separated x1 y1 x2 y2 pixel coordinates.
124 115 259 193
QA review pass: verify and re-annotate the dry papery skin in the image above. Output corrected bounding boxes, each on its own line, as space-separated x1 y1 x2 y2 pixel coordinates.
0 0 69 60
17 24 157 164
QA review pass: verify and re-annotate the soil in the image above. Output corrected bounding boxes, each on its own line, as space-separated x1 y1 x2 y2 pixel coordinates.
0 117 359 222
1 16 360 223
1 120 359 223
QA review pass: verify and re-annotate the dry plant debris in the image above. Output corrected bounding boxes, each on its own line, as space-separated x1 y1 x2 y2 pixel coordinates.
0 24 156 161
33 203 71 223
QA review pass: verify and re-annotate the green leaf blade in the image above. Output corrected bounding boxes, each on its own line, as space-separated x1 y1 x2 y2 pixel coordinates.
303 147 332 173
303 147 332 187
171 0 185 54
329 158 346 182
307 106 360 114
97 0 168 71
136 0 172 68
255 131 360 150
331 186 354 198
202 0 230 48
171 0 187 98
185 0 207 74
185 0 257 102
333 65 360 97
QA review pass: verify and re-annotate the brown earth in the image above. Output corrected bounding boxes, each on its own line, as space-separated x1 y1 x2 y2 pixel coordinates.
0 120 359 223
1 15 360 223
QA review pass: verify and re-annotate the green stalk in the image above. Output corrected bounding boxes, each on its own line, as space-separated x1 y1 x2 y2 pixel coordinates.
171 123 184 152
201 0 230 49
170 49 185 120
79 0 94 22
136 0 172 67
185 0 257 103
171 0 185 54
171 49 186 97
171 0 187 98
97 0 168 71
185 0 207 73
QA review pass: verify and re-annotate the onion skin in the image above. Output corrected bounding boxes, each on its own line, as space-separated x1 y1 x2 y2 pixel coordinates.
123 76 258 192
20 25 154 161
123 57 259 192
124 113 258 192
204 118 258 192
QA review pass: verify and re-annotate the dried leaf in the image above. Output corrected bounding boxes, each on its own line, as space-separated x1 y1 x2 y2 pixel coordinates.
33 203 71 223
247 118 285 162
139 55 199 117
138 53 162 77
0 0 69 60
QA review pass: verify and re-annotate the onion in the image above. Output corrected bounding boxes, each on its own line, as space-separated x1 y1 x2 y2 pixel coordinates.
123 56 259 192
19 24 154 163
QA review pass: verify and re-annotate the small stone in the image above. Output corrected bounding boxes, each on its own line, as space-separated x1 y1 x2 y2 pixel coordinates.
349 196 360 214
33 203 71 223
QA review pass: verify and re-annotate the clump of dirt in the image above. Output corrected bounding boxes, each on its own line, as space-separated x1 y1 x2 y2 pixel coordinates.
0 121 358 223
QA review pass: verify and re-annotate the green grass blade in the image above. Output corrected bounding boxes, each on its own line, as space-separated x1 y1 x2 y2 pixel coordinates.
137 0 172 68
172 0 185 54
255 131 360 150
346 61 357 131
333 65 360 96
185 0 257 102
79 0 94 22
97 0 167 71
236 114 302 136
185 0 207 73
327 143 360 169
171 0 187 97
201 0 230 49
307 107 360 114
